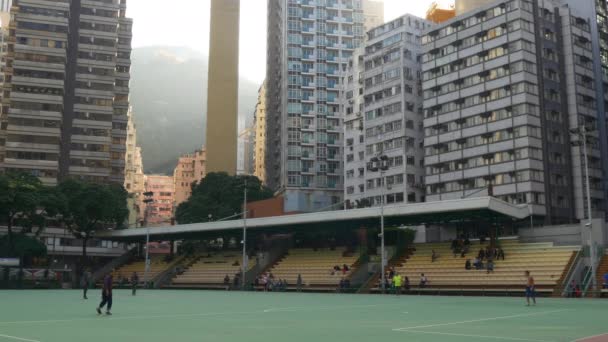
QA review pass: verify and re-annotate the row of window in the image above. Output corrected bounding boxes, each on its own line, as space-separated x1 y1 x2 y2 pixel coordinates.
426 147 543 175
425 125 542 156
427 169 544 194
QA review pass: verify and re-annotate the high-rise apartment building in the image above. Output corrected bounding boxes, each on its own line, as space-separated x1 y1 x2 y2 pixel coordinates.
0 11 10 166
0 0 133 185
362 0 384 32
173 146 206 206
143 174 174 227
343 15 430 208
266 0 369 212
253 82 267 183
0 0 11 12
124 107 143 194
237 126 254 175
422 0 605 224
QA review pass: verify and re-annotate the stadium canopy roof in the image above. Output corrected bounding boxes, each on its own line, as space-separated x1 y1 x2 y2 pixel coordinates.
97 197 530 242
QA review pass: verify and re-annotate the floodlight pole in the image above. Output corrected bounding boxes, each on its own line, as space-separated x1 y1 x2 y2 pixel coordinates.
571 126 597 295
242 179 248 290
380 169 386 294
581 126 596 294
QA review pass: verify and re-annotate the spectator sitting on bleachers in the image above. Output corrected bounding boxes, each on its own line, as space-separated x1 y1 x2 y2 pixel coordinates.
478 248 485 260
419 273 428 288
473 257 483 270
342 264 349 274
497 247 505 260
431 250 438 263
486 259 494 274
603 272 608 289
465 259 472 270
388 267 395 278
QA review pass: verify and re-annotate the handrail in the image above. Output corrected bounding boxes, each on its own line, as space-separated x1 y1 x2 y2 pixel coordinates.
560 249 582 297
581 266 592 297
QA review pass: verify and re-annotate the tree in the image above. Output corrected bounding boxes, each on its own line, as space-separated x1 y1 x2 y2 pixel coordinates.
0 172 43 255
176 173 273 224
58 179 129 262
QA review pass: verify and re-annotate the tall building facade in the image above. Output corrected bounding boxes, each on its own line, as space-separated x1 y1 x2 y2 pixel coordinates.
266 0 368 212
237 126 254 175
253 82 267 183
205 0 239 175
0 0 11 12
173 146 206 207
0 0 133 185
124 107 143 194
143 174 174 227
422 0 605 223
0 11 11 166
343 15 430 208
362 0 384 32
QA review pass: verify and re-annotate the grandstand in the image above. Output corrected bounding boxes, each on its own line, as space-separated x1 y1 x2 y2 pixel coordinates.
376 238 578 295
104 255 175 285
169 251 255 288
268 248 359 289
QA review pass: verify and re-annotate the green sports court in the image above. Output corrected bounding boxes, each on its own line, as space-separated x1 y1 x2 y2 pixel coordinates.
0 290 606 342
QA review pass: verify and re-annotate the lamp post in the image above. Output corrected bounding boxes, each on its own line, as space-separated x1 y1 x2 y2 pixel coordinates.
142 191 154 288
569 125 596 294
368 155 389 293
241 179 248 290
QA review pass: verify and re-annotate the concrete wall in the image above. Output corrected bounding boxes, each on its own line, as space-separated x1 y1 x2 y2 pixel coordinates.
455 0 493 16
518 223 582 246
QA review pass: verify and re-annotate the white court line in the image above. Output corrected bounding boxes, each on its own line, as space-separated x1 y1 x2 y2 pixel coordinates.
393 309 568 331
398 330 554 342
0 334 41 342
0 310 258 325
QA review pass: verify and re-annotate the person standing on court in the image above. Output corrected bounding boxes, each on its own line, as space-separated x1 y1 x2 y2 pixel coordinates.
525 270 536 306
393 273 402 295
81 269 91 300
97 271 114 315
296 273 303 292
131 271 139 296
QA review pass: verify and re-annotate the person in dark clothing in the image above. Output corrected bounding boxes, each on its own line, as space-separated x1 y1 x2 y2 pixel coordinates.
131 272 139 296
404 276 411 291
81 270 91 300
497 248 505 260
478 249 485 260
97 272 113 315
465 259 472 270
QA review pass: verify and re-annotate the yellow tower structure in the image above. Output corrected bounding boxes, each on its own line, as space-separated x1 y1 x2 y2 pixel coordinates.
426 2 456 24
205 0 240 174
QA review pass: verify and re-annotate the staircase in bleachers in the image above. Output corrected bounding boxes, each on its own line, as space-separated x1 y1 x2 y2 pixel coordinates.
597 254 608 297
169 252 256 288
377 238 578 295
269 248 358 290
104 255 173 286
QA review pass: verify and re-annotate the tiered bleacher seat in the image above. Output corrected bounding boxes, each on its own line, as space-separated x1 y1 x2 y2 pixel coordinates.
109 255 172 285
389 239 578 293
171 252 255 287
269 248 359 289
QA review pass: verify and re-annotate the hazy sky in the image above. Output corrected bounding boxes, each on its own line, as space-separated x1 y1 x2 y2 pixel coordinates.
127 0 453 84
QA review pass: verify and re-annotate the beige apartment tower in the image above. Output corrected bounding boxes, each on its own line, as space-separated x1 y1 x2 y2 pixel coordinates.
205 0 240 174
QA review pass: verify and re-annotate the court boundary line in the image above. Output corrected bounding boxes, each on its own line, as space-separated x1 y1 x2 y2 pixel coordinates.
392 309 568 331
572 333 608 342
397 330 555 342
0 333 41 342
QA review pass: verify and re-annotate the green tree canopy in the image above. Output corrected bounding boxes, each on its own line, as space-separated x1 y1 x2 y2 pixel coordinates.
58 179 129 261
0 172 64 256
175 173 273 224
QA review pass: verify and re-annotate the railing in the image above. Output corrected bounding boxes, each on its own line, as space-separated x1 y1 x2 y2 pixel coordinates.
581 266 592 296
560 249 582 297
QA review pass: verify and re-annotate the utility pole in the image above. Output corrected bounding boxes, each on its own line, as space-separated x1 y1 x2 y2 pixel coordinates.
142 191 154 288
242 179 248 290
368 155 389 293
